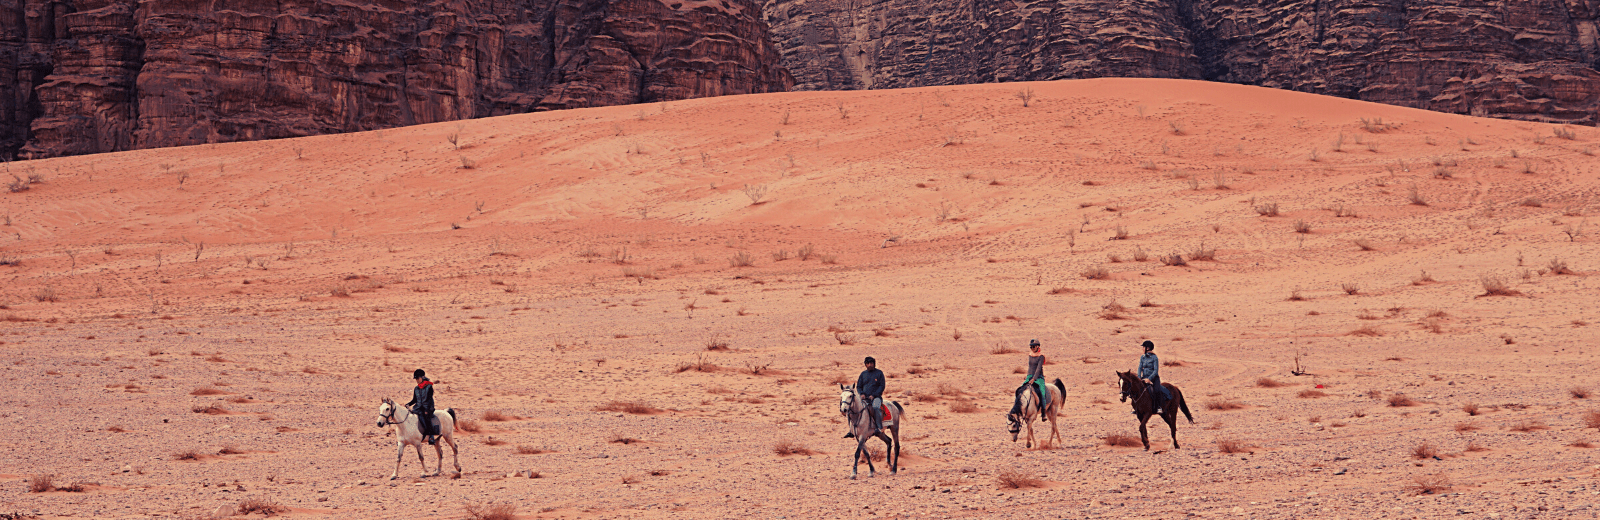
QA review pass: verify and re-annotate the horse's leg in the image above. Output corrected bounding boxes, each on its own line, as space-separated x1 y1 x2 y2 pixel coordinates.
850 443 862 479
890 426 900 475
414 442 429 476
446 433 461 476
1138 414 1151 451
391 441 405 480
861 438 877 478
1167 410 1181 449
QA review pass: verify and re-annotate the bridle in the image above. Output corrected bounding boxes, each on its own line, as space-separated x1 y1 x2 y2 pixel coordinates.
378 399 408 427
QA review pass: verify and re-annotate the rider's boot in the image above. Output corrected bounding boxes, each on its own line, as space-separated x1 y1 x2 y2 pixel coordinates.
843 431 855 439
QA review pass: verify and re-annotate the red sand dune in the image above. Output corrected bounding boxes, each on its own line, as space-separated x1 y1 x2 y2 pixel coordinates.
0 79 1596 518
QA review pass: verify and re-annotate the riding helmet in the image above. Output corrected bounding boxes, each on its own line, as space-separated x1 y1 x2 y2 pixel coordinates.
413 368 426 379
1141 340 1155 350
1029 339 1040 348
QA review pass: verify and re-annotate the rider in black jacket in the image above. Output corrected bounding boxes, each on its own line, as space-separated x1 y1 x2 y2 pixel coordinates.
404 368 437 444
846 357 886 438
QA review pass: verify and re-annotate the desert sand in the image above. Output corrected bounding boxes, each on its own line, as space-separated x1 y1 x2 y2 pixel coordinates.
0 78 1597 519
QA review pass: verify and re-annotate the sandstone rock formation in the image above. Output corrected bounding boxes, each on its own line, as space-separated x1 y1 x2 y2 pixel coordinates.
762 0 1600 125
0 0 793 158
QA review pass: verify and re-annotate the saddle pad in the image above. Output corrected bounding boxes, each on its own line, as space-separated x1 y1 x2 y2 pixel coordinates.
880 403 894 422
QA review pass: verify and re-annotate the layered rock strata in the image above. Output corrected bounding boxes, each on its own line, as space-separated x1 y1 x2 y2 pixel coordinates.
762 0 1600 124
1 0 793 158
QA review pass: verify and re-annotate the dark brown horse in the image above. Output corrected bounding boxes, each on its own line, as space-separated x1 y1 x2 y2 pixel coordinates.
1115 370 1193 450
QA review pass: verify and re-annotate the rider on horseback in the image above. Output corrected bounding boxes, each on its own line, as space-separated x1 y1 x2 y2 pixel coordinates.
1138 341 1171 415
405 368 438 445
845 357 885 439
1007 339 1050 421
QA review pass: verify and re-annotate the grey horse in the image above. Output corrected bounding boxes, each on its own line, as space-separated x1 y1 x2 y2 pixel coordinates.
839 384 902 479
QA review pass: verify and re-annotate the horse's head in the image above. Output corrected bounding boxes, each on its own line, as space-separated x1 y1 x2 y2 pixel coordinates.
838 384 858 416
1116 371 1136 403
377 398 396 428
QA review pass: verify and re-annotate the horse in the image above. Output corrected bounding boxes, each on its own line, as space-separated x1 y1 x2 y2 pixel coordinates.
377 398 461 479
1006 378 1066 449
1115 370 1193 450
838 384 902 479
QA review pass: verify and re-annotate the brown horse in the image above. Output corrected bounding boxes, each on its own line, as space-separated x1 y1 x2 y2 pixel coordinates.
1115 370 1193 450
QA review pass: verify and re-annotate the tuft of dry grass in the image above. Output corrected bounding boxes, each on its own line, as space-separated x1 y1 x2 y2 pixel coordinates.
595 401 661 415
218 446 245 455
28 474 54 493
1411 442 1438 459
1340 283 1360 295
173 449 204 461
675 355 720 373
482 410 516 422
1507 420 1548 432
1216 438 1253 454
1462 403 1481 416
773 440 818 456
1478 275 1521 297
1465 440 1488 452
1296 389 1327 398
1387 394 1417 407
989 343 1019 355
190 387 227 396
237 496 288 516
1570 440 1593 448
1348 324 1382 337
192 404 229 415
948 401 980 413
1572 387 1591 399
1584 410 1600 429
1204 399 1244 411
455 419 481 433
464 502 517 520
515 445 547 455
1081 265 1111 280
1254 202 1280 217
1292 219 1313 234
1255 377 1287 388
609 434 642 445
1103 433 1143 447
995 469 1046 489
1407 473 1452 495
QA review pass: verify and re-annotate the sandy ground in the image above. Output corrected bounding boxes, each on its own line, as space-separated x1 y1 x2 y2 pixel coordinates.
0 78 1597 519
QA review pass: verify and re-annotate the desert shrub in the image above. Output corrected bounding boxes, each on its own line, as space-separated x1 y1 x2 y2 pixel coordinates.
1348 325 1382 337
728 251 755 267
464 502 516 520
675 355 719 373
1583 410 1600 429
1411 442 1438 459
1408 473 1452 495
773 440 817 456
1548 258 1575 276
1204 399 1244 411
28 474 54 493
1292 220 1312 234
594 401 660 415
1254 202 1280 217
948 401 980 413
1082 265 1111 280
1256 378 1287 388
482 410 514 422
1478 275 1520 296
1572 387 1591 399
237 496 288 516
1508 420 1548 432
995 469 1046 489
1216 438 1253 454
192 404 229 415
1340 283 1360 295
515 445 547 455
190 387 227 396
1462 403 1481 416
1387 394 1417 407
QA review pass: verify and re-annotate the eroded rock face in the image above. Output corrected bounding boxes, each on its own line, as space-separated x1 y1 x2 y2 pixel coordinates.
0 0 792 158
763 0 1600 124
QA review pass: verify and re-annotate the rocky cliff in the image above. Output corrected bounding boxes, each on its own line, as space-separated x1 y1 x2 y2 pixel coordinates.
762 0 1600 125
1 0 793 158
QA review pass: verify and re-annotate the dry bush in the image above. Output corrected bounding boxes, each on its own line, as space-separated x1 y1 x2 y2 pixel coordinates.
1387 394 1417 407
834 332 858 345
1465 440 1488 452
595 401 661 415
1047 286 1075 295
1255 378 1287 388
1099 300 1129 320
772 440 818 456
1408 473 1452 495
1455 421 1479 432
455 419 481 432
237 496 288 516
989 343 1019 355
1287 288 1305 301
1159 253 1187 267
1508 420 1548 432
609 434 642 445
948 401 980 413
675 355 720 373
1103 433 1143 447
1571 440 1594 448
1296 389 1327 398
1571 387 1591 399
218 446 245 455
1354 238 1376 251
1188 243 1216 261
728 251 755 267
1462 403 1481 416
190 387 227 396
1348 324 1382 337
705 336 731 351
515 445 547 455
936 383 966 397
192 404 229 415
1411 442 1438 459
1292 219 1313 234
1204 399 1244 411
1340 283 1360 295
1478 275 1520 297
995 469 1046 489
482 410 516 422
173 449 204 461
28 474 54 493
1216 438 1253 454
1547 258 1575 275
464 502 517 520
1584 410 1600 429
1081 265 1111 280
1254 202 1280 217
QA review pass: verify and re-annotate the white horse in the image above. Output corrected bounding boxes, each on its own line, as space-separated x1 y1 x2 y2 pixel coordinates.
839 384 902 479
1007 378 1065 449
377 398 460 479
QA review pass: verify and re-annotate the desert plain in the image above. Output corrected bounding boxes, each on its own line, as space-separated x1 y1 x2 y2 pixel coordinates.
0 78 1597 519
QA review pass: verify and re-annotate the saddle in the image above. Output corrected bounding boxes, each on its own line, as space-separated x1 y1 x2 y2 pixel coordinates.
879 403 895 423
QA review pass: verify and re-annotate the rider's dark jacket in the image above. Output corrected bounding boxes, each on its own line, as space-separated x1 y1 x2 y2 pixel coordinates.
405 378 435 415
856 368 885 400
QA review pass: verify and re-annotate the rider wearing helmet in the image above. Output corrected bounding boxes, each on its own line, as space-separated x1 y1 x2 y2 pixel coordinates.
1138 341 1171 415
1007 339 1049 420
845 357 885 438
404 368 437 444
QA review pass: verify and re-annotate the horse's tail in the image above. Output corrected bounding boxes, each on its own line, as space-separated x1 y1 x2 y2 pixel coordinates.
1174 389 1194 424
1052 378 1066 397
445 408 458 430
